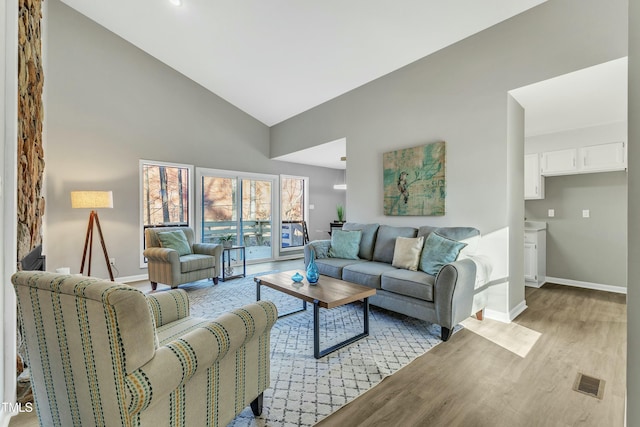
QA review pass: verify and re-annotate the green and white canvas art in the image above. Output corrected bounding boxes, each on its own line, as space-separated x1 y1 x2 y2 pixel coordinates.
383 141 446 216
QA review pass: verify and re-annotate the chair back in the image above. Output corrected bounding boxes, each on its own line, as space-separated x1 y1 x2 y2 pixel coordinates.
12 271 157 427
145 226 196 249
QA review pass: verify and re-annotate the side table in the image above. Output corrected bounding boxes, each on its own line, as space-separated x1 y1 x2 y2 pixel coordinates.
221 246 246 282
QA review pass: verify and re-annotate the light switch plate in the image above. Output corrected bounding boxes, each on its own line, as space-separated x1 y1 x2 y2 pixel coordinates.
548 209 555 217
582 209 590 218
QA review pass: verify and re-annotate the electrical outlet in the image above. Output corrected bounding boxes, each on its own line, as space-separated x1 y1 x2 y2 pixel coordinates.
109 258 116 266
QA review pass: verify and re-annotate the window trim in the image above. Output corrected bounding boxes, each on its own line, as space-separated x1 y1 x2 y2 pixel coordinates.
139 159 194 268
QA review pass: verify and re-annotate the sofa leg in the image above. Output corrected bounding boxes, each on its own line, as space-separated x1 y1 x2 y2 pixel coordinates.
250 393 263 416
441 326 452 342
476 309 484 321
151 281 157 291
213 277 219 285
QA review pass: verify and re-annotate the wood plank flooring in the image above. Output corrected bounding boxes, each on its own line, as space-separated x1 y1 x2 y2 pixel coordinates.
317 284 626 427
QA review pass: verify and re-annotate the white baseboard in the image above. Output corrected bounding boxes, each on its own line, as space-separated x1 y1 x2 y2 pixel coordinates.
484 299 528 323
545 276 627 295
115 274 148 284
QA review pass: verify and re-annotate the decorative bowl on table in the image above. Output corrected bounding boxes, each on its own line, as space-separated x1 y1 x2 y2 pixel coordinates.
291 272 304 283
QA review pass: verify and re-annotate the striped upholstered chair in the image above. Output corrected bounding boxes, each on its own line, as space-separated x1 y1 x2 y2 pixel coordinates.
12 271 277 427
144 226 222 291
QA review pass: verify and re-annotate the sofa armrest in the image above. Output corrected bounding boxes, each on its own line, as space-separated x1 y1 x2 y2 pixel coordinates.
192 242 222 259
143 247 180 265
126 301 278 415
192 243 222 273
146 289 190 327
433 258 477 330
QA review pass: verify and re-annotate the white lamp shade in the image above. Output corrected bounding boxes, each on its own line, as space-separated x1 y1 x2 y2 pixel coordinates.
71 191 113 209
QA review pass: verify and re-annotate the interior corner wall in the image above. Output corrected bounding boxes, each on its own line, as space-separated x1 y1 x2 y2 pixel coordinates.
270 0 627 317
627 0 639 424
507 95 526 311
44 0 344 279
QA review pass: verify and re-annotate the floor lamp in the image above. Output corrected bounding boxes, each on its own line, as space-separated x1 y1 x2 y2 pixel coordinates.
71 190 115 281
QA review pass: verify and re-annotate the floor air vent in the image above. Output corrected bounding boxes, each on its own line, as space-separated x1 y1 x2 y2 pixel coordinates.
573 373 605 399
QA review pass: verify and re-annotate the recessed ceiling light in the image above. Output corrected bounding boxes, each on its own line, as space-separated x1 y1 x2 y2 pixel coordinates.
169 0 181 6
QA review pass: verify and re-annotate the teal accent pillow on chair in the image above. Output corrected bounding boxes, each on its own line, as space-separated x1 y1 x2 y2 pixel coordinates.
328 230 362 259
157 230 192 256
419 232 467 276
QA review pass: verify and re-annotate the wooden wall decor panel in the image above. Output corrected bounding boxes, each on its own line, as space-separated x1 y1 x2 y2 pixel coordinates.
17 0 45 267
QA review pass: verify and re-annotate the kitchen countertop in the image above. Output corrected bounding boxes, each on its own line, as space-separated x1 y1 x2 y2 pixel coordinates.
525 221 547 231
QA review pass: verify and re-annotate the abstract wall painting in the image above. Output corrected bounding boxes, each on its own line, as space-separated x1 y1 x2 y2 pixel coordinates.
383 141 446 216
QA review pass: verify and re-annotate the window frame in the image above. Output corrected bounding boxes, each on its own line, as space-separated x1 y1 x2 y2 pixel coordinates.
139 159 194 268
280 174 310 252
196 167 279 263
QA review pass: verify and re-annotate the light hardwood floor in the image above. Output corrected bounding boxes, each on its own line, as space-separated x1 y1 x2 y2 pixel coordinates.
10 267 626 427
317 283 627 426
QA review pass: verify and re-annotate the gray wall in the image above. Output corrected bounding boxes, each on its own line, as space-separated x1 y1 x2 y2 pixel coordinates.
270 0 628 315
628 1 639 424
525 171 627 288
44 0 345 279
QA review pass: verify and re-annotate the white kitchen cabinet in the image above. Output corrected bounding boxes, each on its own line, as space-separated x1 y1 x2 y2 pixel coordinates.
524 226 546 288
540 148 577 176
524 153 544 200
580 141 626 173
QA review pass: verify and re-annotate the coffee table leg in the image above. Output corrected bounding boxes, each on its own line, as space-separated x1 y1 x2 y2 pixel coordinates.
314 297 371 359
314 300 320 359
256 279 307 317
364 297 370 335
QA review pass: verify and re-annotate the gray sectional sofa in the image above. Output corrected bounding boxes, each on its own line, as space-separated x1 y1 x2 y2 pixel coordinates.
304 222 485 341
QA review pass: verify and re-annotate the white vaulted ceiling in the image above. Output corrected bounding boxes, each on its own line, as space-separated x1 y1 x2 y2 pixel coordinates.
59 0 546 126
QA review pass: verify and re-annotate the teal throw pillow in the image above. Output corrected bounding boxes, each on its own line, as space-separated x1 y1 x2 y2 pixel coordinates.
157 230 192 256
328 230 362 260
419 232 467 276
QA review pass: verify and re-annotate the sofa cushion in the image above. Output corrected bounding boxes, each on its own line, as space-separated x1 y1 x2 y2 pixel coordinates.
381 269 435 302
315 258 366 279
391 236 424 271
372 225 418 264
180 254 215 273
341 223 380 260
342 261 398 289
329 230 362 259
419 232 467 276
158 230 192 256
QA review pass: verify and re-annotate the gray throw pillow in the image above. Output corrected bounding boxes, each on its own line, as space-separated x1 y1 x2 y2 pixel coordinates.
157 230 192 256
328 230 362 260
419 232 467 276
310 240 331 259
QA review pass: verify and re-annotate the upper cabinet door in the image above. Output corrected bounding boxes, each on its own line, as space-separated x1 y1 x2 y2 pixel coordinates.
580 142 626 173
540 148 577 176
524 153 544 200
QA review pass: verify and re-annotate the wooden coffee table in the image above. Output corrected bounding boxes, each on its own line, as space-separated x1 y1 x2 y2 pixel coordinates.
255 270 376 359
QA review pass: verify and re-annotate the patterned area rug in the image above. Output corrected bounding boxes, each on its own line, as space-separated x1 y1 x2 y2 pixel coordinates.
177 273 444 427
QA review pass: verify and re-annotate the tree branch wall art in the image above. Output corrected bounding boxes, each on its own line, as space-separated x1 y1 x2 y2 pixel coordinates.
383 142 446 216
